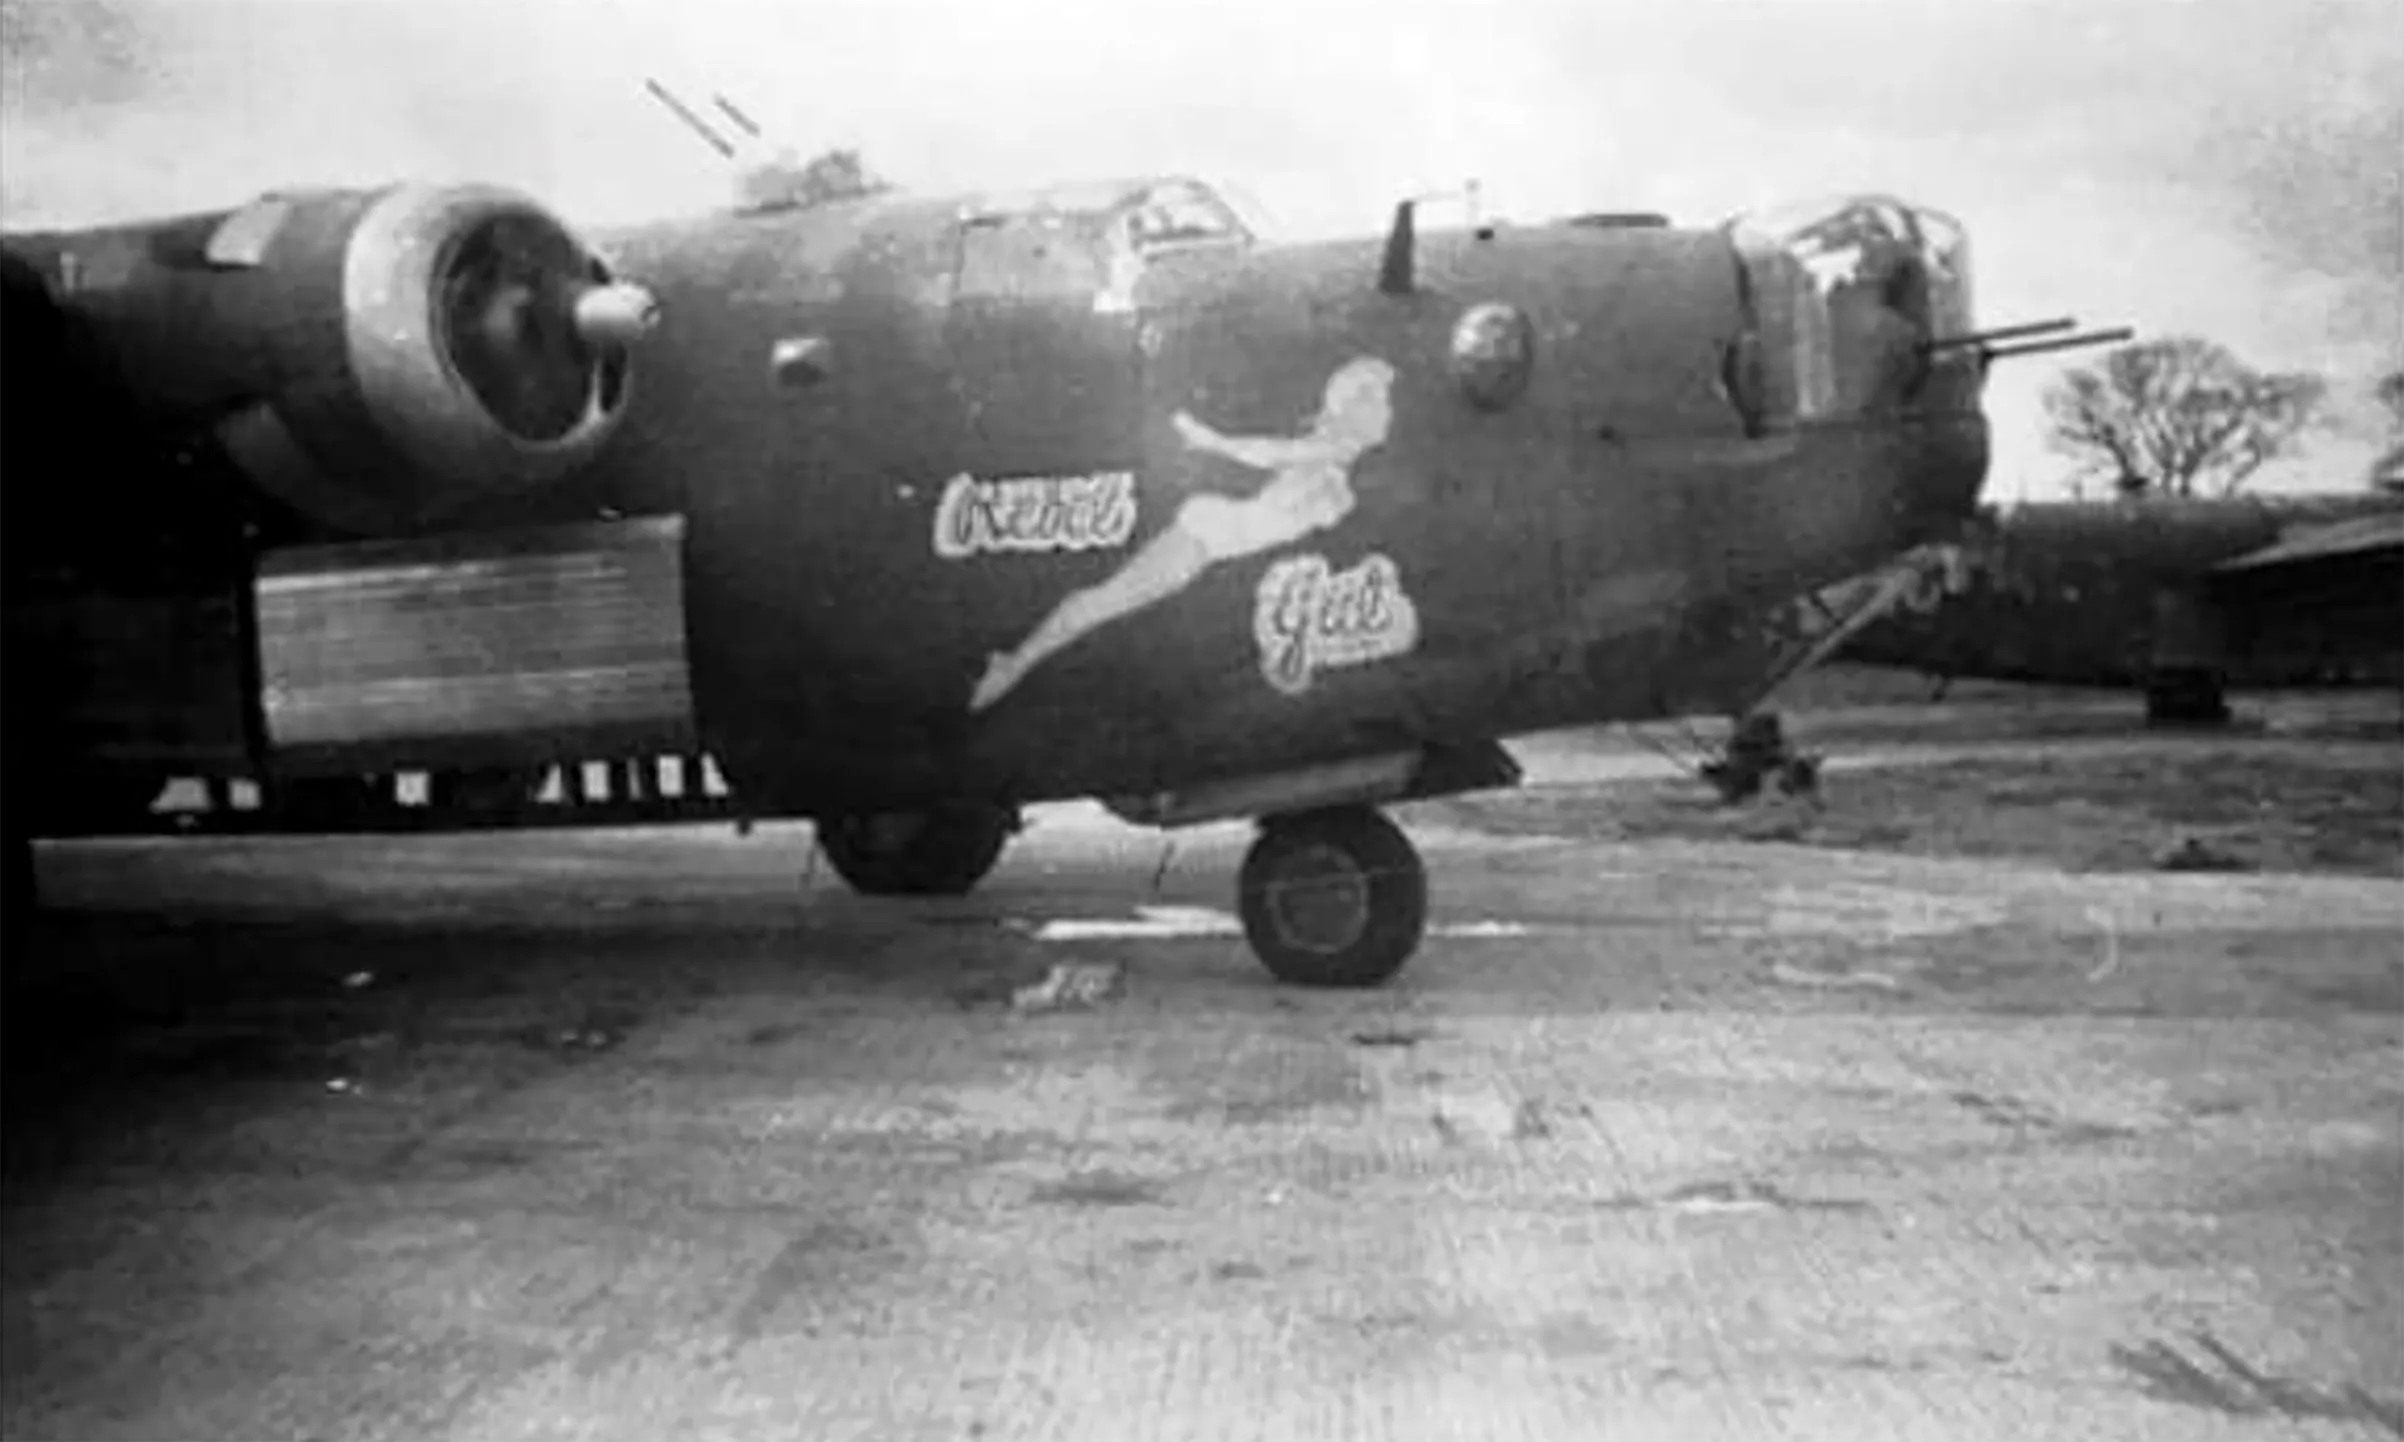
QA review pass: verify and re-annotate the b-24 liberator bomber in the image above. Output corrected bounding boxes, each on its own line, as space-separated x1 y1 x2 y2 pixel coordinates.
5 166 2042 986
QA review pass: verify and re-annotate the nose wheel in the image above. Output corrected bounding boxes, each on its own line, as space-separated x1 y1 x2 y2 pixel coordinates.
1699 711 1821 804
1238 806 1427 988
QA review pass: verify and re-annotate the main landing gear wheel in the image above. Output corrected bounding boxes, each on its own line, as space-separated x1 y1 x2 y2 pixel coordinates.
1238 806 1427 989
817 803 1017 897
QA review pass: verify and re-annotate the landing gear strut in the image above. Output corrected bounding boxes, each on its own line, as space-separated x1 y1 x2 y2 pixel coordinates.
1237 805 1427 988
817 803 1018 897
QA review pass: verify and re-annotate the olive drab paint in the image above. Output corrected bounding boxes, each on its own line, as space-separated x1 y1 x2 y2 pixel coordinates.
566 181 1995 811
6 178 1998 820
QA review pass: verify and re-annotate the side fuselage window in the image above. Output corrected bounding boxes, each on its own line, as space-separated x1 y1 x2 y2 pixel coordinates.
957 215 1108 302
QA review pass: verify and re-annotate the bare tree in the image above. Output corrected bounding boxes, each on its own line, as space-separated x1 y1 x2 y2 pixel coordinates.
2042 336 2325 499
736 147 892 213
2372 369 2404 491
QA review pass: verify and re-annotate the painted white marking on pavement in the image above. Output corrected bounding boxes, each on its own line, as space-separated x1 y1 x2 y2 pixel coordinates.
1020 906 1543 942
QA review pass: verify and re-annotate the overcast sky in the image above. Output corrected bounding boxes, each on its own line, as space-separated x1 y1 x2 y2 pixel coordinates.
3 0 2397 497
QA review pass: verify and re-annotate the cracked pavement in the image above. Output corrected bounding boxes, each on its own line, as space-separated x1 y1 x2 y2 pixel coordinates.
4 709 2399 1441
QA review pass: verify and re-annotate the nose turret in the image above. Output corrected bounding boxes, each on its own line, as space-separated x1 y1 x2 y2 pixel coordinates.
1725 195 1990 537
1727 194 1979 424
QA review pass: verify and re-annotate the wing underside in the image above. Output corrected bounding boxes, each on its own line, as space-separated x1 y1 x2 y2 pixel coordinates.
2210 511 2404 579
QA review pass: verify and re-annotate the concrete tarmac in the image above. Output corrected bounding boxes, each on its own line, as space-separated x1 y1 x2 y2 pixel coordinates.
4 726 2399 1441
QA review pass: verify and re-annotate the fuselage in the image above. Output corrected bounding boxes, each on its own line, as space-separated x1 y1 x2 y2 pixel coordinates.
583 182 1991 810
2 176 1990 825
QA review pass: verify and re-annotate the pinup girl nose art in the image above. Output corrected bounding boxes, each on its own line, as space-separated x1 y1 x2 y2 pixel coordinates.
968 355 1401 714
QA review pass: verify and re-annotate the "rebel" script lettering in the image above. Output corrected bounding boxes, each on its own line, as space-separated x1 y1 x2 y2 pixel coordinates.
1253 552 1422 696
932 470 1139 559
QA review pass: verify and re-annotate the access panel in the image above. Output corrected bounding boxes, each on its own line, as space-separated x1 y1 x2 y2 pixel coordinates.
255 515 697 772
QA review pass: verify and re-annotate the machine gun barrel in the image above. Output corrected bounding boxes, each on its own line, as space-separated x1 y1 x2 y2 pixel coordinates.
1924 317 2076 352
1979 327 2137 363
643 78 736 159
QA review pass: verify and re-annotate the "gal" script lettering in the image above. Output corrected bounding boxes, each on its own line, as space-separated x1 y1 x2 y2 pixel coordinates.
1252 552 1422 696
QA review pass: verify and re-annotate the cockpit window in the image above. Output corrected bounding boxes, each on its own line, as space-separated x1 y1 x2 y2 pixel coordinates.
1114 179 1250 255
960 176 1252 248
956 176 1252 309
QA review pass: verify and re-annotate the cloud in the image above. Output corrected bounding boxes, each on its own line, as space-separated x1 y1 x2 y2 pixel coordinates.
0 0 151 108
4 0 2395 495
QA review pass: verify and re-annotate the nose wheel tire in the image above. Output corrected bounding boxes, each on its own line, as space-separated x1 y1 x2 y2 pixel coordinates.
817 803 1017 897
1238 806 1426 988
